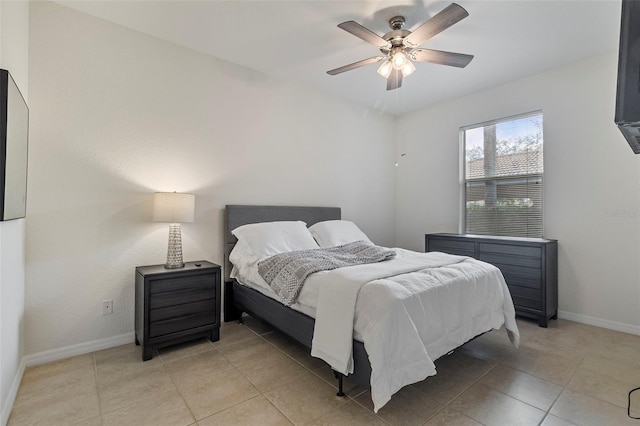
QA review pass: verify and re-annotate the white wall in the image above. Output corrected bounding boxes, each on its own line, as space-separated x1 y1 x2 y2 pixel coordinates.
0 0 28 423
396 53 640 332
26 2 395 355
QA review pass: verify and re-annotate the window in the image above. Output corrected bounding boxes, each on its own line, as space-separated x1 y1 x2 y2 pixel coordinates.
461 111 543 238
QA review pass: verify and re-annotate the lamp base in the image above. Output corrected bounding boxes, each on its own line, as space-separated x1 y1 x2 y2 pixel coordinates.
165 223 185 269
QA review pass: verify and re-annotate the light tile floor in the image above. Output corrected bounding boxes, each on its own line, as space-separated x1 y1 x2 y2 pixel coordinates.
8 316 640 426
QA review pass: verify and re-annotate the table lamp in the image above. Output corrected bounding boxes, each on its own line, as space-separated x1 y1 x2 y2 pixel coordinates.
153 192 195 269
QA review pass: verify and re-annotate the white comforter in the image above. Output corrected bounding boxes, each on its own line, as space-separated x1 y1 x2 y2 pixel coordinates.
307 249 519 412
232 248 519 412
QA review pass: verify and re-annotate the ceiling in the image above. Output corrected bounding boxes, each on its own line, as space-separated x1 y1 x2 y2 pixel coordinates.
56 0 622 116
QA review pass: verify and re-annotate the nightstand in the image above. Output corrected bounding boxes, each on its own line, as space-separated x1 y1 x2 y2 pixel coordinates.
135 260 221 361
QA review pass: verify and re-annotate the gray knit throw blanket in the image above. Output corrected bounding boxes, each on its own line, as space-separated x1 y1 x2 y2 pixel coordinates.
258 241 396 306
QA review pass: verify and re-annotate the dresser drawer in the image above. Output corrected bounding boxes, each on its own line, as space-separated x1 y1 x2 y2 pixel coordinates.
427 238 476 257
150 299 216 323
149 312 215 338
478 253 542 269
486 262 542 280
478 242 542 258
150 274 213 294
509 285 541 310
500 272 542 290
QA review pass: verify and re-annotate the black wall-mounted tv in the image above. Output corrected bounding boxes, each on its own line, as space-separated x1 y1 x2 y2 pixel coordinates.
0 69 29 220
615 0 640 154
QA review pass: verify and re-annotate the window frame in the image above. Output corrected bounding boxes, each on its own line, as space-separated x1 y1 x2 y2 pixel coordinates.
459 110 544 237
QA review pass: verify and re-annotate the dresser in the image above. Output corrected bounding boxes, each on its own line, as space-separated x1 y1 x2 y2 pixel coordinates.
135 261 221 360
425 233 558 327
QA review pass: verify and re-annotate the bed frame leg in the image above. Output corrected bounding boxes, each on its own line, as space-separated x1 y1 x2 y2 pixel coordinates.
223 281 243 322
332 370 346 397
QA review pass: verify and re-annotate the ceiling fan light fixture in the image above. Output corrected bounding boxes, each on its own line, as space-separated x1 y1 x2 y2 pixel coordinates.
401 60 416 77
391 51 408 70
377 60 393 78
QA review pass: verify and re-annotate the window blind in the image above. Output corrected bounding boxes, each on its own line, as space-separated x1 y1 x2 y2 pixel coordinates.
462 111 543 238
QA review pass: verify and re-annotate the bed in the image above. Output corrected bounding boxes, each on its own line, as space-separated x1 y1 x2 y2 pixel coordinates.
223 204 519 412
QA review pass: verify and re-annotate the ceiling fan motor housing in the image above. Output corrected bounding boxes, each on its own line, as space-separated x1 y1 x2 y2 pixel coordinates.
381 16 410 52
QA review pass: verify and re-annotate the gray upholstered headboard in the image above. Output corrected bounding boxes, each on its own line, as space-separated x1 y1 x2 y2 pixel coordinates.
224 205 341 281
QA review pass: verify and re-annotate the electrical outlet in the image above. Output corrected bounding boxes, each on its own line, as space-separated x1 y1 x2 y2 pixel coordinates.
102 300 113 315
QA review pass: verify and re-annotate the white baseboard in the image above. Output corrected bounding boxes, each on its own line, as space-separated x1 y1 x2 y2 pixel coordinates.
558 310 640 336
1 358 25 426
23 332 135 367
1 333 134 425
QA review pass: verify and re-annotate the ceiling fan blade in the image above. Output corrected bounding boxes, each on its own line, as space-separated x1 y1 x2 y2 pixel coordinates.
410 48 473 68
327 56 386 75
338 21 391 49
387 69 403 90
403 3 469 48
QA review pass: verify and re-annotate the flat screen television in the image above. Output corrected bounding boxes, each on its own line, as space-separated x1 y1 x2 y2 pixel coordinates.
0 69 29 220
615 0 640 154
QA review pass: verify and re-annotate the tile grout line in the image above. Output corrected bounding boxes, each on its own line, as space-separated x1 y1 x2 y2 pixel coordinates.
253 334 355 423
470 340 581 426
90 352 104 425
161 349 200 425
260 388 298 426
256 327 368 406
227 327 299 425
537 352 601 426
473 327 628 425
543 349 585 426
348 392 393 425
509 338 638 423
437 353 503 426
213 325 302 423
162 331 284 423
176 337 262 422
95 363 184 420
243 321 360 423
413 335 525 426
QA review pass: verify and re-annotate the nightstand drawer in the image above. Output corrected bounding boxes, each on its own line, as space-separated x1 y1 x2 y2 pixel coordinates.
150 274 212 294
149 312 215 337
149 299 216 322
149 287 216 309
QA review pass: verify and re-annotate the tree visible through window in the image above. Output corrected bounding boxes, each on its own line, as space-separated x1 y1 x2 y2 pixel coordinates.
461 112 543 238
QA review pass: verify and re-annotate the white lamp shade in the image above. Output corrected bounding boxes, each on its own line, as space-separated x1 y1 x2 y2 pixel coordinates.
377 60 393 78
401 60 416 77
153 192 195 223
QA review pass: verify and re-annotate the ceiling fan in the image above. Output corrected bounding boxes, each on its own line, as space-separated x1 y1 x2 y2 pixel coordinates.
327 3 474 91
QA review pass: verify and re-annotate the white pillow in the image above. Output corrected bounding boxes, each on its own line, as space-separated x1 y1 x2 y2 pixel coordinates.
229 238 256 272
308 220 372 248
231 220 319 258
229 238 271 290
